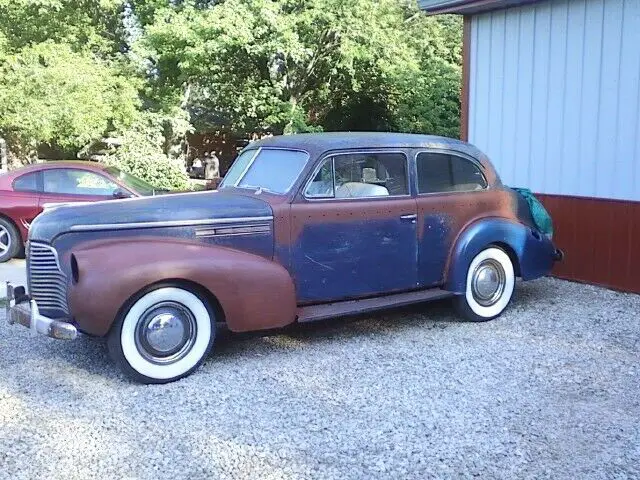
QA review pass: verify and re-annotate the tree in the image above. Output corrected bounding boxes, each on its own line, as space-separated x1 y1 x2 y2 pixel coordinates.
0 1 145 162
0 0 128 57
138 0 462 137
0 0 463 170
388 7 462 137
0 41 140 160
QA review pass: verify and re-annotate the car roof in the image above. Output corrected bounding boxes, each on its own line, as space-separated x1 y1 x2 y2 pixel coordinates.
247 132 485 159
4 160 108 178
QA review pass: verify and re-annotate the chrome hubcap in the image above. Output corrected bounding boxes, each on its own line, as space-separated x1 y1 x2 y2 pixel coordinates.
471 259 506 307
135 302 197 364
0 226 10 255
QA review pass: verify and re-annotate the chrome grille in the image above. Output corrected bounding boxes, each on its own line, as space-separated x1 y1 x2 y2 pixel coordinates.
27 242 69 314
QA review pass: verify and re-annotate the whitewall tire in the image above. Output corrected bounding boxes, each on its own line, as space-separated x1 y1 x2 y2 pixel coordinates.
454 246 515 322
108 285 216 384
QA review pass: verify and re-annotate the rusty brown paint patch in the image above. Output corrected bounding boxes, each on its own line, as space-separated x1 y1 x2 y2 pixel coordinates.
67 237 297 336
271 202 292 251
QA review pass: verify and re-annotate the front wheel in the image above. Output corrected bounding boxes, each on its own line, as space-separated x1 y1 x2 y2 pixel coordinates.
108 285 216 384
454 246 515 322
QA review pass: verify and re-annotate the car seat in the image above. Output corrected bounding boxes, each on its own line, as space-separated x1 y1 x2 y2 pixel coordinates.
335 182 389 198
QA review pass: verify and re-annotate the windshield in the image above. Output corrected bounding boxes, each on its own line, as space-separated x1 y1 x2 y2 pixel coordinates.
104 167 159 196
219 148 309 194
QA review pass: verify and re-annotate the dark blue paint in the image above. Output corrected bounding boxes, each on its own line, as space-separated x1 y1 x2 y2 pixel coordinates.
29 190 272 243
203 232 274 259
291 218 418 303
444 218 556 294
52 224 274 265
250 132 485 159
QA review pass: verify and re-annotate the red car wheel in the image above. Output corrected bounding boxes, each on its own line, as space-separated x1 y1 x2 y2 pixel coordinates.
0 217 20 263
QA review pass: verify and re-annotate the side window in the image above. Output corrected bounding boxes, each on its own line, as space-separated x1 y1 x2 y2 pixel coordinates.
305 159 335 198
417 152 487 194
43 169 120 196
13 172 39 192
304 152 409 199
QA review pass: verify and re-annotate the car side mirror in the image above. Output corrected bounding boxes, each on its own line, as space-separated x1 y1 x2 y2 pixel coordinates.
112 188 131 199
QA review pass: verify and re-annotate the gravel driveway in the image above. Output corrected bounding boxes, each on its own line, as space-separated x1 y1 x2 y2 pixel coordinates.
0 277 638 479
0 259 26 299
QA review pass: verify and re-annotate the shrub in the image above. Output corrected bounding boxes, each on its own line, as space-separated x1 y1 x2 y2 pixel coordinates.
102 112 190 191
104 154 189 191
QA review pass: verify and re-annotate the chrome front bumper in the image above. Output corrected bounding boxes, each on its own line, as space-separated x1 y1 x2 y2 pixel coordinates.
5 282 78 340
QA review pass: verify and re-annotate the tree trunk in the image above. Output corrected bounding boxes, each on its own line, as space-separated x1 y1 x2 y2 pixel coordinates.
0 138 7 172
284 96 298 134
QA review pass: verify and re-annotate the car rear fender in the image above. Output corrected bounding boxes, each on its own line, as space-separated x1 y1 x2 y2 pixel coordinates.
67 237 297 336
444 217 557 294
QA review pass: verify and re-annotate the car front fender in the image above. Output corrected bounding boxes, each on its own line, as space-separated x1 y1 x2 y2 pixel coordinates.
444 218 558 294
67 237 297 336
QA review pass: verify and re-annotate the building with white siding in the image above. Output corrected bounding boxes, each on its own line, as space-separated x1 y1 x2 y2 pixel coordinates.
419 0 640 293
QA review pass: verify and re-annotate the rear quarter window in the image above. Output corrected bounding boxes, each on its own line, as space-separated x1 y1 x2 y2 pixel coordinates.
13 172 40 192
417 152 487 194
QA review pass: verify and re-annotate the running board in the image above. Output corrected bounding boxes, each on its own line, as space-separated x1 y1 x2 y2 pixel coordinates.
296 289 454 323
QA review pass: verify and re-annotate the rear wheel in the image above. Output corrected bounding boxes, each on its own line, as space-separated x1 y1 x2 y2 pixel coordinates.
0 218 20 263
454 246 515 322
108 285 216 384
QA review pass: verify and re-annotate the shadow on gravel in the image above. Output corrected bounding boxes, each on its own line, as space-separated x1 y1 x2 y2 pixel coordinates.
0 296 460 385
511 278 560 308
210 278 568 361
211 296 461 360
3 278 558 383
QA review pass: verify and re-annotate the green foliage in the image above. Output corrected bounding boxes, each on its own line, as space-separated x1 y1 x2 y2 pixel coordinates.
103 113 190 191
0 41 140 156
140 0 462 137
0 0 127 57
0 0 463 173
389 10 462 136
105 153 190 191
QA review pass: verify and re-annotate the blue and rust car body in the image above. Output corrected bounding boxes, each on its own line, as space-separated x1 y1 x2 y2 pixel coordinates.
9 132 562 342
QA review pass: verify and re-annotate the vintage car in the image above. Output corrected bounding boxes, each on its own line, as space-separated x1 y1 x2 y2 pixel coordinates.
6 132 563 384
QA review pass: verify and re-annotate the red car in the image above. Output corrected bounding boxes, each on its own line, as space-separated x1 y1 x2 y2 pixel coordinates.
0 160 162 262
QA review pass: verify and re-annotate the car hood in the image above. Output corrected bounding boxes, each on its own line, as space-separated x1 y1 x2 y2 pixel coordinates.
29 190 273 243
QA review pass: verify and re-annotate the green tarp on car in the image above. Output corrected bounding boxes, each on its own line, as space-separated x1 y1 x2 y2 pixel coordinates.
510 187 554 238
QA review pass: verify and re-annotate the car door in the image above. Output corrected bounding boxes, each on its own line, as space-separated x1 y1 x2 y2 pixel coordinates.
9 171 43 236
415 150 492 287
38 168 123 209
290 150 418 304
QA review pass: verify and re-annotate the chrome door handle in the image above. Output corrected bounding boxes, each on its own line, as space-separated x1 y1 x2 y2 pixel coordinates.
400 214 417 221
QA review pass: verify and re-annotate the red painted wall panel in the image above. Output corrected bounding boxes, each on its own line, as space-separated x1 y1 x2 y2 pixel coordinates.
535 194 640 294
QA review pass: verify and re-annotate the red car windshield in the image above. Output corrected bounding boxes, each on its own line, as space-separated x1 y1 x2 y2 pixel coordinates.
104 167 159 196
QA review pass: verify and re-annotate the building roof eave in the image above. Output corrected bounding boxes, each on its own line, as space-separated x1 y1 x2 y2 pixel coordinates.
418 0 543 15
